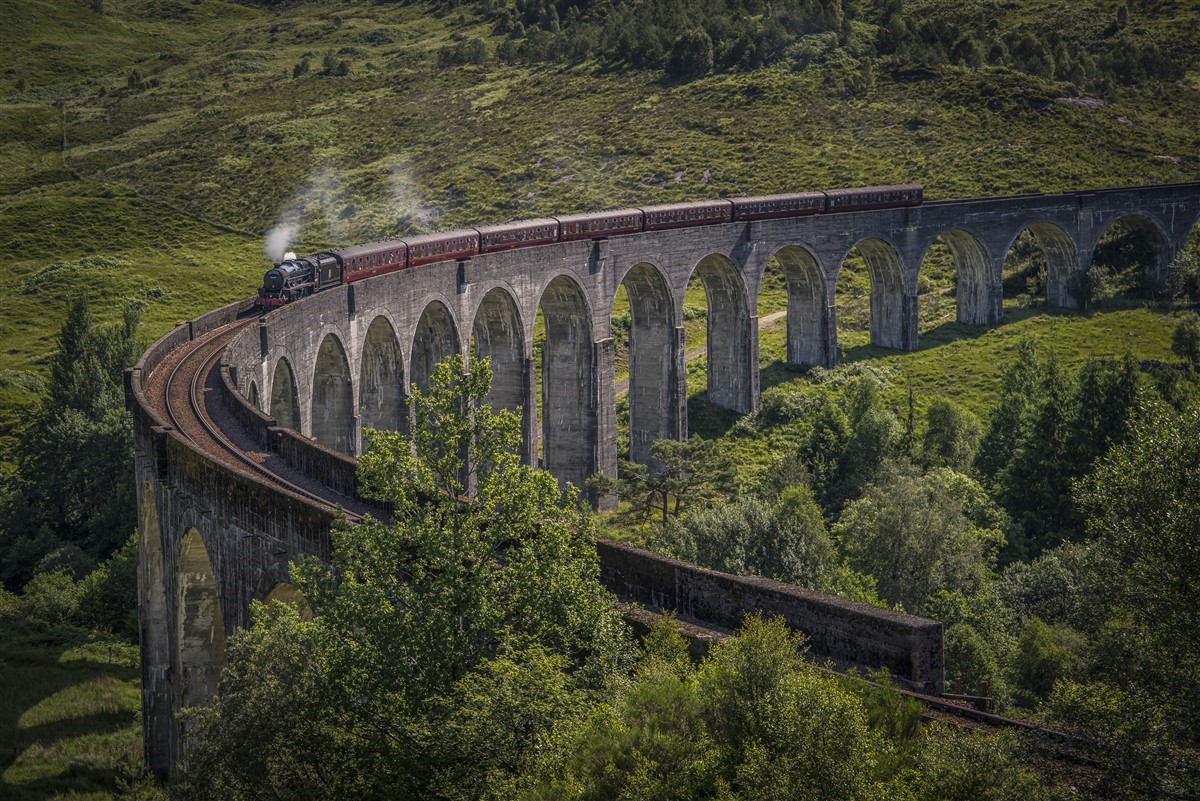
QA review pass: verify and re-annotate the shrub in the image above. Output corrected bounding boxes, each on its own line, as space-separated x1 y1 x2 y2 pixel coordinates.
21 570 81 626
1172 312 1200 368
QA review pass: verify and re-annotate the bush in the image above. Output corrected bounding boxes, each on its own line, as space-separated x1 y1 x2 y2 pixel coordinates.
21 570 81 625
76 531 139 640
1012 616 1082 706
1172 312 1200 369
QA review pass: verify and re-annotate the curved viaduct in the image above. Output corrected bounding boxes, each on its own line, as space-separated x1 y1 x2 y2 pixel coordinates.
130 183 1200 777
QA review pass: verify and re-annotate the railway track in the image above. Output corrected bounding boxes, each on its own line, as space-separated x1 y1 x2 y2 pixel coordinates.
154 314 364 522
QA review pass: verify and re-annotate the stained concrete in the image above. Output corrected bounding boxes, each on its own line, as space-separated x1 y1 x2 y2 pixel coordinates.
138 184 1199 778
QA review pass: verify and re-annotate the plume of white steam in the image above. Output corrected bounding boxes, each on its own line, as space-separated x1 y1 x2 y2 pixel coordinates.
387 157 439 231
262 166 348 263
264 222 298 263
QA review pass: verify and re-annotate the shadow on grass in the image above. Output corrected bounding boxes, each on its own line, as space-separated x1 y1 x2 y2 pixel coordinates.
686 393 741 440
840 301 1176 364
0 616 144 801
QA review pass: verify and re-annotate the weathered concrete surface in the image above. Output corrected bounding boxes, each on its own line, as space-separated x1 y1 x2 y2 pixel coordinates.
223 183 1200 489
138 183 1199 779
596 540 944 693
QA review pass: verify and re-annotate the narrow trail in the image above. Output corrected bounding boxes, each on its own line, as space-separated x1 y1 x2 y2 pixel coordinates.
615 308 787 396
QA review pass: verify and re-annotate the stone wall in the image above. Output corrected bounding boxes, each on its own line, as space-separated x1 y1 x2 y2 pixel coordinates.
596 540 944 693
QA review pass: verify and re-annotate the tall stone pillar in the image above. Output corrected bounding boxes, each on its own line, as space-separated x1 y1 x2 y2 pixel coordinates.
900 293 920 352
671 325 688 441
747 315 761 412
593 337 617 511
520 355 537 467
823 283 840 367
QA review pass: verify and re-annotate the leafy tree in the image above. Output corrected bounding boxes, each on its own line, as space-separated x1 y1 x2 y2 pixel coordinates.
927 586 1016 705
1064 353 1141 476
918 397 979 471
181 355 633 800
900 724 1048 801
834 462 1003 613
75 530 139 640
1075 400 1200 678
524 615 886 801
658 486 836 588
666 29 715 79
1172 312 1200 369
1011 616 1082 706
836 376 899 503
589 437 733 525
1050 399 1200 795
975 338 1045 488
996 542 1096 631
997 354 1074 559
0 296 140 589
19 570 81 625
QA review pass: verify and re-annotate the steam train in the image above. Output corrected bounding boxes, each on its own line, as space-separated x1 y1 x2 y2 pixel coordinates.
257 184 922 308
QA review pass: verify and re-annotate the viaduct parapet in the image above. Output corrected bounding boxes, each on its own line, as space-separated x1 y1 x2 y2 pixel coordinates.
131 183 1200 778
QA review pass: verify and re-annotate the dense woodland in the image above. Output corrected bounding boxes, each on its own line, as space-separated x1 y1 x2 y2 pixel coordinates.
1 0 1199 797
424 0 1186 89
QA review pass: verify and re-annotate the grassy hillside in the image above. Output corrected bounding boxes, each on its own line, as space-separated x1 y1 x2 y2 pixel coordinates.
0 0 1197 463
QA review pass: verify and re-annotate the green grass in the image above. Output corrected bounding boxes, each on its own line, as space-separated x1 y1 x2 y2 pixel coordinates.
0 617 164 800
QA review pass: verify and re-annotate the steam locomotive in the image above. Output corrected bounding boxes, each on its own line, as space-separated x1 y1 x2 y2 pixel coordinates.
257 184 922 308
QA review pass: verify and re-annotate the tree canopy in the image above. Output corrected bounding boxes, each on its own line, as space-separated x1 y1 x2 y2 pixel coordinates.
181 355 634 800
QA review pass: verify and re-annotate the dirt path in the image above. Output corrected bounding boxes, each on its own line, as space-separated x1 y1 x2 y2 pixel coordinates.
614 309 787 396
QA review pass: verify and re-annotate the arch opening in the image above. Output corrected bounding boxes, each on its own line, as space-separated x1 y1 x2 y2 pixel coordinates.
1002 223 1079 309
836 238 908 351
269 357 300 431
411 300 460 393
471 288 528 443
312 334 355 454
617 263 680 465
917 230 995 330
1171 217 1200 303
537 275 596 491
175 528 225 710
247 380 259 410
763 246 828 367
1089 215 1172 302
688 254 753 413
359 316 406 444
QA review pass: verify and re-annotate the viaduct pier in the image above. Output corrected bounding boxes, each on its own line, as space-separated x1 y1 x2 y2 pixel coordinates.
129 182 1200 777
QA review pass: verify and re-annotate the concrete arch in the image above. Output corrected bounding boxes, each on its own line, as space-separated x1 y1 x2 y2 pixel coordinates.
358 315 406 444
770 245 830 366
138 481 171 776
689 253 754 413
538 274 596 491
247 380 260 410
311 334 355 454
1090 213 1173 292
837 237 909 350
471 287 527 418
921 228 997 326
175 527 225 710
269 357 300 431
1003 222 1080 308
619 262 682 464
262 581 313 622
411 299 461 393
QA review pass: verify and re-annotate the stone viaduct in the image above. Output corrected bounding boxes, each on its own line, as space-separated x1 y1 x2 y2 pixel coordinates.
130 182 1200 778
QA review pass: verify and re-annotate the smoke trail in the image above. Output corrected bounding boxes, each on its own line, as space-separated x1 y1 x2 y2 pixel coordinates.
264 222 298 263
262 166 347 263
386 157 439 232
